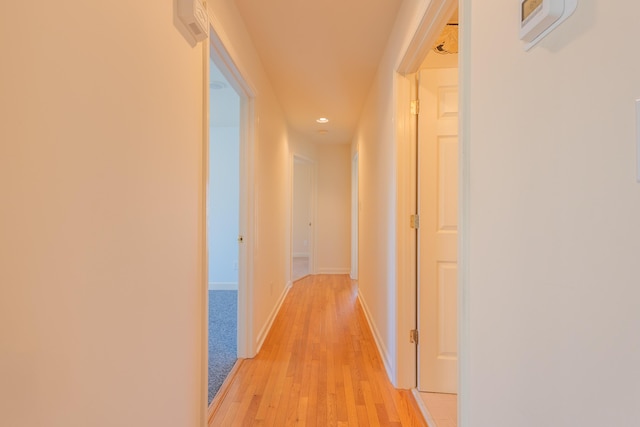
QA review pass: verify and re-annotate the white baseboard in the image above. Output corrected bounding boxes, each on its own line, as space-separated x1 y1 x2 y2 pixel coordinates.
411 388 437 427
255 281 292 353
357 292 395 384
316 267 351 274
208 282 238 291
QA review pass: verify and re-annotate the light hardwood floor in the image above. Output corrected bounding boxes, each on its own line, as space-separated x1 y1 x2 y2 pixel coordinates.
208 274 427 426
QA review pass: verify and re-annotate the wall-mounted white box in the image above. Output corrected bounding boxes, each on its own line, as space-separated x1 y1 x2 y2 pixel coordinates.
178 0 208 42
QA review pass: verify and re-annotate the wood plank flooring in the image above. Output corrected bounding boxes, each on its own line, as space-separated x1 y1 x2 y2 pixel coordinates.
208 274 427 427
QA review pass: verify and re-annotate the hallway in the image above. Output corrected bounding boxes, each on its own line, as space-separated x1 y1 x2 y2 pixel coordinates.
208 275 426 426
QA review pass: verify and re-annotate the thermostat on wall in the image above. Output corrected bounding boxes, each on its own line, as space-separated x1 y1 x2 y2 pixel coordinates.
520 0 577 50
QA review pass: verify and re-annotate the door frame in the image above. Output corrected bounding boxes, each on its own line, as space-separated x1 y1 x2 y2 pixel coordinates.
202 16 258 419
290 154 317 280
351 152 359 280
208 24 256 359
394 0 468 423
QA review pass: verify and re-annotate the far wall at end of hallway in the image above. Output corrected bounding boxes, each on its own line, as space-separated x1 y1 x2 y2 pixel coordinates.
316 144 351 273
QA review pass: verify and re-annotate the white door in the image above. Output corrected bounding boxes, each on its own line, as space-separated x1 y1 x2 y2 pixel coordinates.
292 157 315 280
418 67 458 394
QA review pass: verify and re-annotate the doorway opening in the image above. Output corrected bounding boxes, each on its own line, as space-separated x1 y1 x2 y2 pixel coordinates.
205 23 257 412
395 1 462 426
415 54 459 427
291 156 316 281
207 58 240 403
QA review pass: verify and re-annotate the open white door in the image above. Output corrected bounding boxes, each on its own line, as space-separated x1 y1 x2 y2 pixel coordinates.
208 26 257 362
418 67 459 394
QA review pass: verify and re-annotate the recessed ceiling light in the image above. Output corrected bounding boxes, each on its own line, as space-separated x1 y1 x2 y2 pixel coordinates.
210 81 228 90
316 117 329 124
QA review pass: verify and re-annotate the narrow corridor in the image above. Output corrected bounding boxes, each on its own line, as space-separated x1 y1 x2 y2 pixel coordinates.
208 275 426 426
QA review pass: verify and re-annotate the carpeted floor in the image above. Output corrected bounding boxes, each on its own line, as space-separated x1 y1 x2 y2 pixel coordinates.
208 290 237 404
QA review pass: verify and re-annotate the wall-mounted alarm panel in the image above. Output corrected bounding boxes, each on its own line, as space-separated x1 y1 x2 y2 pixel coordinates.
520 0 577 50
178 0 208 42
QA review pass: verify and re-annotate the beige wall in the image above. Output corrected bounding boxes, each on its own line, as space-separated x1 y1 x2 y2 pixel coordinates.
316 144 352 274
353 0 432 385
464 0 640 425
289 129 319 160
0 2 205 426
353 70 397 374
0 1 291 426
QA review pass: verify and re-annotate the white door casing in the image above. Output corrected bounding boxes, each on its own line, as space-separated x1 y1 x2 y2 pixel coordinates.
208 20 258 363
418 67 459 394
291 155 316 279
351 153 359 280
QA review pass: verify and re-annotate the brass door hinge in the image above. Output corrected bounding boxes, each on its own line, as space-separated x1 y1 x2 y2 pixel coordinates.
411 100 420 115
410 214 420 229
410 329 419 344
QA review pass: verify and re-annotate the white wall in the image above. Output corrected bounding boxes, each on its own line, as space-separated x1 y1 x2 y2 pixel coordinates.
209 126 240 288
352 0 433 386
464 1 640 425
352 74 398 378
316 144 352 274
0 2 205 426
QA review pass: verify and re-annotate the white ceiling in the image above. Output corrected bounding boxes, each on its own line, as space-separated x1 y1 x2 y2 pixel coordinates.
235 0 403 144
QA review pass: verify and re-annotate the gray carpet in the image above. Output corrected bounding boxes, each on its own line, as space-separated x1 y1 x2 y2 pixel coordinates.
208 290 237 404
